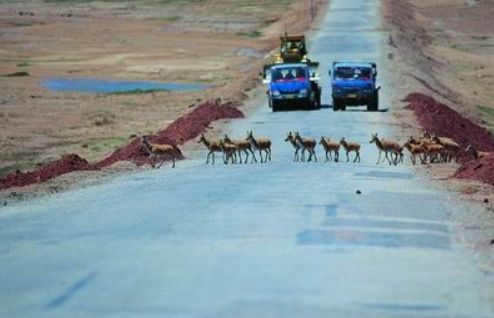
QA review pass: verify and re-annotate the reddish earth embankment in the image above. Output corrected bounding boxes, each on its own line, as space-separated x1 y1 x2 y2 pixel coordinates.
404 92 494 185
0 101 244 190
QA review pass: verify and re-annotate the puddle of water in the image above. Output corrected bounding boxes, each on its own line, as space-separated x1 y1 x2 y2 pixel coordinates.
42 78 209 93
297 229 450 250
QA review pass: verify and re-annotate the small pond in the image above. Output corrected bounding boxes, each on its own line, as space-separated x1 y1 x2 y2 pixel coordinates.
42 78 209 93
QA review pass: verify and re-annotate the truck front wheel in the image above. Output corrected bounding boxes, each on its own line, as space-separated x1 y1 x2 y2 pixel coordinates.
272 100 281 112
333 99 340 111
367 93 379 112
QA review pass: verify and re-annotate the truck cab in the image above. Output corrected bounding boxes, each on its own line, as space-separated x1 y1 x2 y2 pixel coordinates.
329 62 380 111
263 63 321 112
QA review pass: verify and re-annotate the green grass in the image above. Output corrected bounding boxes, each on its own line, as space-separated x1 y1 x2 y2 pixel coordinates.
161 16 182 22
16 61 30 67
236 30 262 38
477 105 494 118
1 71 29 77
89 137 128 152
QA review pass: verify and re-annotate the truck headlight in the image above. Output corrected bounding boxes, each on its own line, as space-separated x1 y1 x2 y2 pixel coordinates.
272 90 281 97
333 87 342 93
298 89 308 96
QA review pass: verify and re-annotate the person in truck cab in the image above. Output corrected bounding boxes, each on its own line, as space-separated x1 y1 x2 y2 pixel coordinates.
284 69 295 80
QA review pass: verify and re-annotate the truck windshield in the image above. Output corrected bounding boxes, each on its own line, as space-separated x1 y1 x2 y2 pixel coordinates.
335 67 372 80
272 67 306 81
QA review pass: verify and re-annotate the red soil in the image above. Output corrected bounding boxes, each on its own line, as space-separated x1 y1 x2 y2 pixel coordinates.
404 92 494 185
0 154 94 190
97 100 243 168
0 100 244 190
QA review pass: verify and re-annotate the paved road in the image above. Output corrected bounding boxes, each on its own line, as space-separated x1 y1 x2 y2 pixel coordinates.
1 0 492 317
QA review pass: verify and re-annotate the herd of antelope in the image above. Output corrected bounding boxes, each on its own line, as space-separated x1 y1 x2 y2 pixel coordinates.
140 130 487 168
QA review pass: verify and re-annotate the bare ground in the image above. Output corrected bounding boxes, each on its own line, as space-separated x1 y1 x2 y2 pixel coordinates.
381 0 494 276
0 0 328 203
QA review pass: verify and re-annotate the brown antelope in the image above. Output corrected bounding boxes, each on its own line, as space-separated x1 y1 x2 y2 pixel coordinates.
285 132 301 162
319 137 340 162
219 140 238 164
431 135 460 162
293 132 317 162
425 143 446 163
369 133 402 165
198 134 222 165
410 135 443 163
404 137 426 165
246 131 271 163
140 136 177 168
340 137 361 162
224 134 255 164
465 144 490 160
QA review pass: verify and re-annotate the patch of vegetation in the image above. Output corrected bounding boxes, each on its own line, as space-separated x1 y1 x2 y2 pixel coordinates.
108 88 168 95
1 71 29 77
162 16 182 22
477 105 494 119
236 30 262 38
85 110 116 127
88 136 127 152
16 61 30 67
0 163 26 177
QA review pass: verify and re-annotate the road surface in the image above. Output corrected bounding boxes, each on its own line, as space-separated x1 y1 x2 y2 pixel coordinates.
1 0 493 317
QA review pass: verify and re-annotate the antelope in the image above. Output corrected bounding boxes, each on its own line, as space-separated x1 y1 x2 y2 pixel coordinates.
219 140 238 164
404 137 426 165
140 136 177 168
285 132 301 162
319 137 340 162
246 131 271 163
411 135 443 163
425 143 446 163
224 134 255 164
431 135 460 162
198 134 222 165
465 144 490 160
293 132 317 162
369 133 402 165
340 137 361 162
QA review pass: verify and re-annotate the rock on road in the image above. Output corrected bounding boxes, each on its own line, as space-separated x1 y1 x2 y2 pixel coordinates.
0 0 493 317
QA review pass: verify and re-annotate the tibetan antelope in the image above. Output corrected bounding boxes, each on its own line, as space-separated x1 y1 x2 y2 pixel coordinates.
293 132 317 162
246 131 271 163
404 137 426 165
431 135 460 162
340 137 361 162
224 134 255 164
285 132 301 162
319 137 340 162
465 144 490 160
219 140 238 164
140 136 177 168
369 133 402 165
198 134 222 165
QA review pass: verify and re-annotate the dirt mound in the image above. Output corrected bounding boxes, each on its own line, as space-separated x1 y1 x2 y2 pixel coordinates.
404 93 494 152
0 154 94 190
0 100 244 190
404 92 494 185
97 100 244 168
455 154 494 186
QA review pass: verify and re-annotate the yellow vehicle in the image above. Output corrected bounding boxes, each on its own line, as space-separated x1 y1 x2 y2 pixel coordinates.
278 33 307 63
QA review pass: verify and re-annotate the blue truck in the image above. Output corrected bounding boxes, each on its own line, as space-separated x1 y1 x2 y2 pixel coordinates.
329 61 380 111
263 62 321 112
